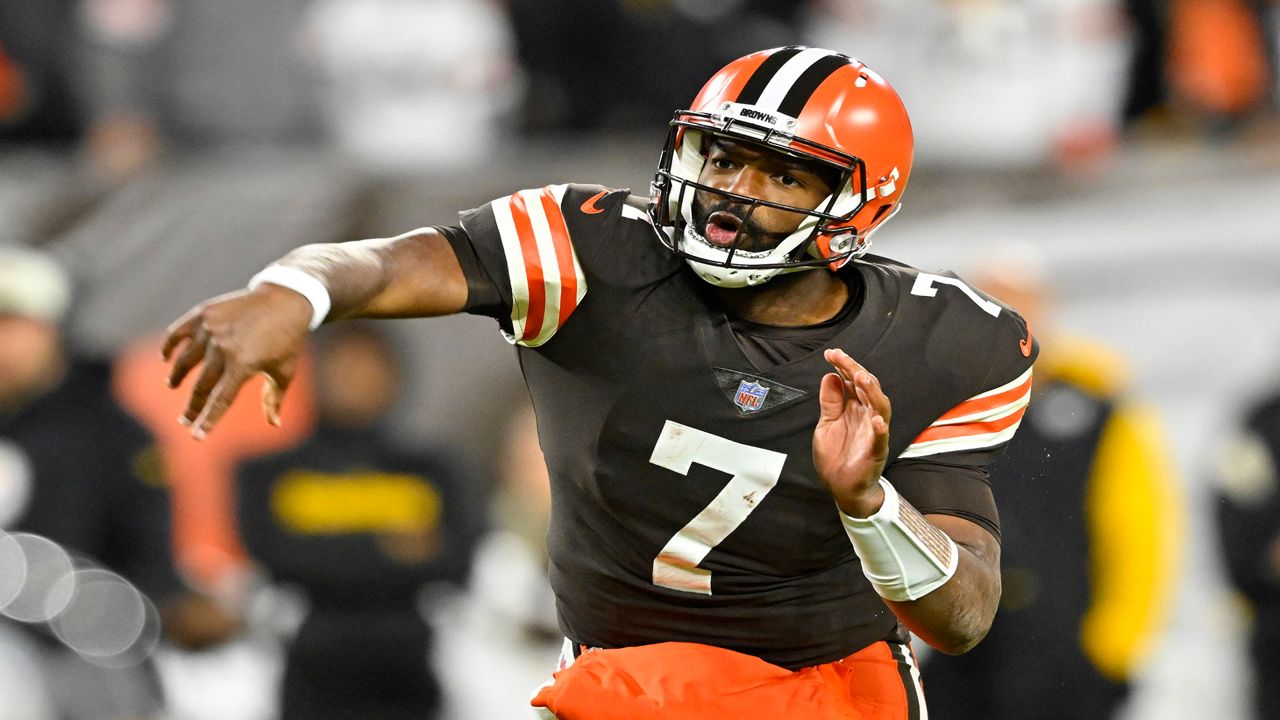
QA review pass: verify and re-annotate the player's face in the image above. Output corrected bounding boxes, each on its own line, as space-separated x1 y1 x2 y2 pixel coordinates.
691 139 836 253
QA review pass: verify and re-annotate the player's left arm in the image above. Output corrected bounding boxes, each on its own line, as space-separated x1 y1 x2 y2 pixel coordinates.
887 514 1000 654
814 349 1004 654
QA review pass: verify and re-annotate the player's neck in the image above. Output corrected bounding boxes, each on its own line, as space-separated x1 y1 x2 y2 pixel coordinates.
715 269 849 327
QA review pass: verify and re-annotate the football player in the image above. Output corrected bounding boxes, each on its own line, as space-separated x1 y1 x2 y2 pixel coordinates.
162 46 1036 719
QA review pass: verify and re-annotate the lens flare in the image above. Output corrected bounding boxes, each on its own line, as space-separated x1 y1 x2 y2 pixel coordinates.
49 568 160 667
0 531 27 611
0 533 74 623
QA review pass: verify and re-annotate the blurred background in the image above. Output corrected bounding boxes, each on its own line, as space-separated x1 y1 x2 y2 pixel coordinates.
1 0 1279 718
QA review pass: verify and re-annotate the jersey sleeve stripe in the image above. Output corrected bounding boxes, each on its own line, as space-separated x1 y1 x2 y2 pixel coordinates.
934 367 1034 423
898 420 1025 459
490 185 586 348
516 189 560 345
911 405 1027 444
899 368 1033 459
489 194 535 343
537 186 584 332
507 190 549 343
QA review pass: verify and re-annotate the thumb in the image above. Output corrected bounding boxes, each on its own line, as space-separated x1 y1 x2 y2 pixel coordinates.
870 414 891 459
259 359 296 427
817 372 845 424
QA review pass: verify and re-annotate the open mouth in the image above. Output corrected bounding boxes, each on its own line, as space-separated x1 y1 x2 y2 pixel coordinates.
684 223 773 259
704 211 744 247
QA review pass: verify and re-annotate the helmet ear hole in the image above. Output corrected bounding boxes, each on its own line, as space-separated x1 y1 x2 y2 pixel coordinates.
869 203 893 227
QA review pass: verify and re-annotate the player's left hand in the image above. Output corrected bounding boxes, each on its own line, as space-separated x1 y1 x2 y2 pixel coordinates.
814 348 891 517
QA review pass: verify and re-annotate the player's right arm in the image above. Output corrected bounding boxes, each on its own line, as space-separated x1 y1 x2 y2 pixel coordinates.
162 228 466 438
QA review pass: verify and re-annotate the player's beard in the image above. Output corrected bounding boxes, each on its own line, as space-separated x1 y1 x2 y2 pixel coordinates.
688 193 791 255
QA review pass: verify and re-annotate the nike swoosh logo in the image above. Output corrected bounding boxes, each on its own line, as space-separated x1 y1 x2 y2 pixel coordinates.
580 189 609 215
1019 321 1034 358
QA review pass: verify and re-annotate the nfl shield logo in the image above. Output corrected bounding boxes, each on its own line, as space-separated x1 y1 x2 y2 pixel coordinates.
734 380 770 413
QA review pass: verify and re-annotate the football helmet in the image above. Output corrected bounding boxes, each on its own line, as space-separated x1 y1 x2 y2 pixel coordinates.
649 46 914 287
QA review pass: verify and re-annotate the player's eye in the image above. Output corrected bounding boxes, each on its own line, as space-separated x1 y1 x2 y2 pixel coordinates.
777 174 800 187
711 157 735 170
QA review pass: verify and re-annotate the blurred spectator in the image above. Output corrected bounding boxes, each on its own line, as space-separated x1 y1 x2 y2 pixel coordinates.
0 10 109 272
235 322 486 720
1119 0 1170 126
0 1 83 144
506 0 810 133
303 0 517 169
921 248 1181 719
437 397 560 720
3 0 322 182
805 0 1131 170
1213 383 1280 720
0 245 238 719
76 0 319 148
1167 0 1274 129
114 334 316 599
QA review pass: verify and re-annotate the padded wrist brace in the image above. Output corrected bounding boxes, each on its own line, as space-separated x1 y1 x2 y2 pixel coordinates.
839 478 959 601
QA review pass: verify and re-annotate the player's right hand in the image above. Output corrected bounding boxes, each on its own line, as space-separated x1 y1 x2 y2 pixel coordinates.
161 284 313 439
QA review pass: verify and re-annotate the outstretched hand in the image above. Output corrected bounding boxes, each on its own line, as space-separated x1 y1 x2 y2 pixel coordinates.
161 284 313 439
813 348 892 518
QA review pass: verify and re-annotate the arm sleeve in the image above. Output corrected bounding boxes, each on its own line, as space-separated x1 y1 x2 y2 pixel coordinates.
899 365 1034 462
883 362 1037 541
436 183 598 347
885 460 1000 540
436 224 508 320
1079 403 1181 681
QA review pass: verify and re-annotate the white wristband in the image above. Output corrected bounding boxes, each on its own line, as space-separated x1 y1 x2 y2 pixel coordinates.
839 478 959 601
247 264 331 330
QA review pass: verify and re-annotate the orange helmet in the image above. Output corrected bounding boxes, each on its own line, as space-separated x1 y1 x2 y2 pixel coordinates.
649 46 914 287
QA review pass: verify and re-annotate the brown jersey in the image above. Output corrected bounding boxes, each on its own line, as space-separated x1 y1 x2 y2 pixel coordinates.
440 183 1036 669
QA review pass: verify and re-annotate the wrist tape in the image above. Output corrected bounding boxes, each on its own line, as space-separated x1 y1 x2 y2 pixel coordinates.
839 478 959 601
247 265 331 330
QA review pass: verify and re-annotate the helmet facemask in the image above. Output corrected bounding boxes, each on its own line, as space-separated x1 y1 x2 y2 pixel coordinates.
649 109 871 288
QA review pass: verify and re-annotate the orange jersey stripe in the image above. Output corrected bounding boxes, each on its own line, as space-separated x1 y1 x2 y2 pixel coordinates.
912 405 1028 444
538 187 580 328
935 372 1034 423
508 191 546 342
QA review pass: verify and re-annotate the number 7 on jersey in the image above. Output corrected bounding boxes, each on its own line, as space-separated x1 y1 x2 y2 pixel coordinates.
648 421 787 594
910 272 1001 317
